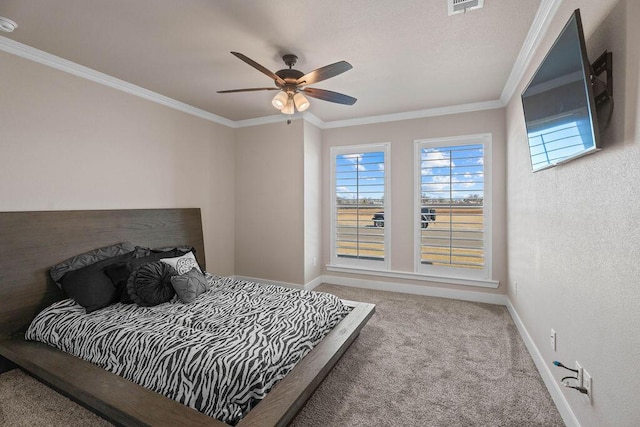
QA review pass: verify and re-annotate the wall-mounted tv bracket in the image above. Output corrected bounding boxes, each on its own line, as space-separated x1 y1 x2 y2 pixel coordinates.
590 50 614 131
591 51 613 107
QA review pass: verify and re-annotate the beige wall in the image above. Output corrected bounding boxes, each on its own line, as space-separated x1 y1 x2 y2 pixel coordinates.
303 121 323 284
0 51 236 275
506 0 640 425
234 120 305 284
321 109 507 294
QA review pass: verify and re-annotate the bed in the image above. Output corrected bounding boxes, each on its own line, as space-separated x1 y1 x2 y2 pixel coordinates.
0 208 375 426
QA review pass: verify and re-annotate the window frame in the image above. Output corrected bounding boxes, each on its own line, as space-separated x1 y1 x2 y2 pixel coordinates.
330 143 391 270
413 133 492 281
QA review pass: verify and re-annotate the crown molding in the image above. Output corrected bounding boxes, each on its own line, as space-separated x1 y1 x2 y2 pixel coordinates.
3 0 559 133
500 0 563 106
0 36 237 128
221 111 326 129
319 99 505 129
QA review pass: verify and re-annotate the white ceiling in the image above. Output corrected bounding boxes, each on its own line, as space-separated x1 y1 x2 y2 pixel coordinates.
0 0 544 124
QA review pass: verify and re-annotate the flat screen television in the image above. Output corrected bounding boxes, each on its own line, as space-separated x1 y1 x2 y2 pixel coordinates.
521 9 602 172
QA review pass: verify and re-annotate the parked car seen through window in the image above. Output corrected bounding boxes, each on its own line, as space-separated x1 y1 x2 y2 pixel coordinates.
372 207 436 228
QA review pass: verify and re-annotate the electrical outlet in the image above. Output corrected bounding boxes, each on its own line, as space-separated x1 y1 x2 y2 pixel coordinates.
583 368 592 404
576 361 584 387
550 329 556 351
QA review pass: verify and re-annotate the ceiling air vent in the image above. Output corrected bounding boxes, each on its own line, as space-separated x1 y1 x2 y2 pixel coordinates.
448 0 484 16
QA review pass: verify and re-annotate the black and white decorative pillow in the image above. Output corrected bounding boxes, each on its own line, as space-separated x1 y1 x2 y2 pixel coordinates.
160 251 202 275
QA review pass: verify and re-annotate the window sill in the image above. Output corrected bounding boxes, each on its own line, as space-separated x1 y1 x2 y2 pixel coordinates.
325 264 499 289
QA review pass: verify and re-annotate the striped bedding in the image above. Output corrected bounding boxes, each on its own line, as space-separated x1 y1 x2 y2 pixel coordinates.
25 275 350 425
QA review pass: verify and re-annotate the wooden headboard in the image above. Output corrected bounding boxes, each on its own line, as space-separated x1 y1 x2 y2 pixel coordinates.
0 208 205 338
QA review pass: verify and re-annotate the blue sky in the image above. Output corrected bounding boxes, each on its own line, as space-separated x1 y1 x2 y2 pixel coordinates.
335 144 485 204
420 144 484 202
335 151 385 203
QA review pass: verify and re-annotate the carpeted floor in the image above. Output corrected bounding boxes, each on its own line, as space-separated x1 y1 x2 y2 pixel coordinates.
0 284 564 426
0 368 111 426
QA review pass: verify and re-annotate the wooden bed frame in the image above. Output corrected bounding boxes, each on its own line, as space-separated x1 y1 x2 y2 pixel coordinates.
0 209 375 426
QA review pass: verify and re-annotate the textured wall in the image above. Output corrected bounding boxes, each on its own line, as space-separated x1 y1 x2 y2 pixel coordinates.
0 51 236 276
506 0 640 425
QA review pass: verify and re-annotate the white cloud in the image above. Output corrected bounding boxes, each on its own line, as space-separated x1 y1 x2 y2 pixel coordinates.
341 154 366 171
336 186 355 199
422 175 451 192
460 173 475 188
421 151 454 175
342 154 362 161
422 150 453 168
432 175 451 184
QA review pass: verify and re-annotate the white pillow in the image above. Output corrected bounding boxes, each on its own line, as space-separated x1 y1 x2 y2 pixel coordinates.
160 251 202 275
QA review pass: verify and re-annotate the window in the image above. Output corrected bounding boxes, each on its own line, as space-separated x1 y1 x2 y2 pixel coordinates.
331 143 390 269
415 134 491 280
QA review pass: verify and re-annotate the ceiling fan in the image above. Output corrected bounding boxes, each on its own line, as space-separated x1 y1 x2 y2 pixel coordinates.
217 52 357 115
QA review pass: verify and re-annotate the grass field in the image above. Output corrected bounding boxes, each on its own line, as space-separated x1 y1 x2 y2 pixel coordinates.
336 206 484 267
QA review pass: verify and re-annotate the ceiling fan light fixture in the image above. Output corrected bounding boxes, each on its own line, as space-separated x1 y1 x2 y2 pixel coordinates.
281 98 295 115
293 93 310 112
271 91 288 110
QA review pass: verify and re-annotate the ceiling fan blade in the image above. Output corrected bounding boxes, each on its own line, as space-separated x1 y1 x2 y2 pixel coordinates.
230 52 286 86
297 61 353 86
302 87 357 105
217 87 279 93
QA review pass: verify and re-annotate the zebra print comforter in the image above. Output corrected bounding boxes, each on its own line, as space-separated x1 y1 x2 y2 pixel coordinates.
25 275 350 425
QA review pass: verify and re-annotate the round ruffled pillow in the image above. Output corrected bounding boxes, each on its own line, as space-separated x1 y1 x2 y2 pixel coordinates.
127 261 178 306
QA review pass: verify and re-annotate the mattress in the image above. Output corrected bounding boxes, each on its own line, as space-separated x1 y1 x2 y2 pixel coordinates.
25 275 350 425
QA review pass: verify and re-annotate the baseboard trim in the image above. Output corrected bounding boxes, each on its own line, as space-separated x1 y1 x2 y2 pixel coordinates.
505 299 580 427
321 274 507 305
304 276 324 291
325 264 499 288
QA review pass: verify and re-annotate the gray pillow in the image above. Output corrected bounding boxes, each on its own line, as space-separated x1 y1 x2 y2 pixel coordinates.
170 267 209 303
50 242 136 288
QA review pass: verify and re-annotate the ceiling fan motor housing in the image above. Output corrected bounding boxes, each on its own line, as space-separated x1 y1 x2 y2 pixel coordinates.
275 68 304 92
